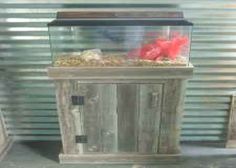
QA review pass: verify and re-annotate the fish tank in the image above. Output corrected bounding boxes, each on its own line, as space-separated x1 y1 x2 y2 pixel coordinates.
48 11 193 67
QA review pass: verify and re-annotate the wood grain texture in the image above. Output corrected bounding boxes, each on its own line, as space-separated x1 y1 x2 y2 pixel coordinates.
158 80 187 154
0 114 6 147
98 85 118 153
71 83 86 154
82 84 102 153
117 84 138 152
138 84 163 153
0 139 12 162
48 66 193 80
70 84 118 153
0 112 12 161
226 94 236 148
57 79 167 84
55 81 77 154
59 153 180 164
74 84 117 153
57 11 183 19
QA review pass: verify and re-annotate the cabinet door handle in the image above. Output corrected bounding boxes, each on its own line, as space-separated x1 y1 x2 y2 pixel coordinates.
150 92 159 108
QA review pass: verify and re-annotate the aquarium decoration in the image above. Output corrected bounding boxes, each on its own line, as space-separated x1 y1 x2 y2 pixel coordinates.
128 34 189 61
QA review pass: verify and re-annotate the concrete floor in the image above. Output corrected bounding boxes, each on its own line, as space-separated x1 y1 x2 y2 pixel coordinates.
1 142 236 168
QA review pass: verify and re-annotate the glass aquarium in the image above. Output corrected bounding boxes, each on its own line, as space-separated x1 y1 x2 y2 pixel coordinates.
48 12 193 67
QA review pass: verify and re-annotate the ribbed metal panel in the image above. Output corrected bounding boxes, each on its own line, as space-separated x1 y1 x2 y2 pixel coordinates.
0 0 235 141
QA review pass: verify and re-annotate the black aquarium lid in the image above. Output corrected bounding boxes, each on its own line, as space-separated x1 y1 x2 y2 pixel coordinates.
48 11 193 27
48 19 193 27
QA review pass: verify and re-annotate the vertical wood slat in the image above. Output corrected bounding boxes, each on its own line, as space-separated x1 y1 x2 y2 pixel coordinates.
99 84 117 153
73 104 85 154
55 81 77 154
74 84 101 153
158 79 186 154
0 113 7 147
138 84 162 153
0 111 12 161
117 84 138 152
71 83 86 154
226 93 236 148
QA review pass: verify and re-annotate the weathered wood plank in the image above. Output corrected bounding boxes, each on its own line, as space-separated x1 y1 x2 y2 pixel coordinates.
48 66 194 80
57 11 183 19
0 139 12 162
158 80 187 154
99 85 117 153
53 79 167 84
59 153 180 164
0 111 12 161
55 81 77 154
138 84 163 153
74 84 102 153
71 83 87 154
226 94 236 148
0 113 7 148
117 84 138 152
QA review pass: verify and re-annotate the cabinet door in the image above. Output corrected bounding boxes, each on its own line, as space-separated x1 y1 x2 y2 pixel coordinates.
117 84 163 153
71 83 118 154
71 83 163 154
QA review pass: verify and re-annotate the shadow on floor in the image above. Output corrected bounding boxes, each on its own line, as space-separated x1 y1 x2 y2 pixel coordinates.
1 141 236 168
20 141 236 161
21 141 61 162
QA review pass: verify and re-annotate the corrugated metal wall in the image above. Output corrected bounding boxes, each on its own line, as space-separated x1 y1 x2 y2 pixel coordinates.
0 0 235 141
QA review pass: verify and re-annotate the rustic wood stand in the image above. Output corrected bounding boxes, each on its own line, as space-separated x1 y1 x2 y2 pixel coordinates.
48 65 193 164
226 93 236 148
0 112 12 161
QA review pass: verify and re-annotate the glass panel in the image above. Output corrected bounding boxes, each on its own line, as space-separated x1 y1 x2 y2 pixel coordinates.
48 25 192 67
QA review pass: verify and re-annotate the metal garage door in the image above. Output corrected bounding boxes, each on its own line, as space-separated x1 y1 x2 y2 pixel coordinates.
0 0 235 141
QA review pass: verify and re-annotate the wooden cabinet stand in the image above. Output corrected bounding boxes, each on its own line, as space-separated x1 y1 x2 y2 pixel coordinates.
48 66 193 164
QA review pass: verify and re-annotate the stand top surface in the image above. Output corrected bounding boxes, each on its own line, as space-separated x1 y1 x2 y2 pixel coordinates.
48 65 194 80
